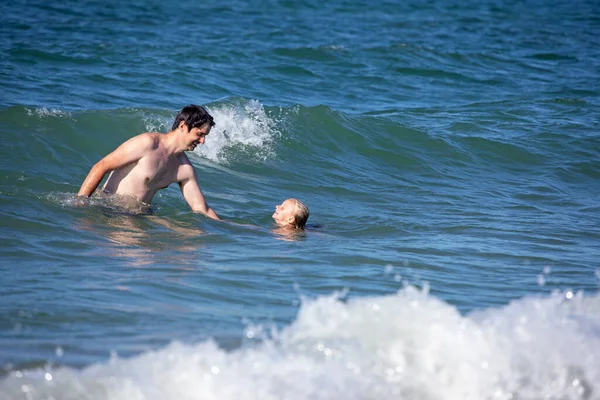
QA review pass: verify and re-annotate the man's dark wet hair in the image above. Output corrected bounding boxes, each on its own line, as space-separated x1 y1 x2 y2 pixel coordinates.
171 104 215 131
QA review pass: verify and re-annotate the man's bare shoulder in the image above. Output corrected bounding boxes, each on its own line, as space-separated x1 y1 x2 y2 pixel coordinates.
131 132 161 150
175 153 196 181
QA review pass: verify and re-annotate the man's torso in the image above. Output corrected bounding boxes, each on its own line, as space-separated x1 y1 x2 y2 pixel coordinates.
103 134 188 204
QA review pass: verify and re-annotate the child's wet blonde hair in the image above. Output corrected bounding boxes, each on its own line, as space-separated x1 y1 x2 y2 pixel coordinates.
290 198 310 229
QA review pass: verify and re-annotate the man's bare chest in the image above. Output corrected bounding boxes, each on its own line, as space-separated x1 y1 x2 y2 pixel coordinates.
139 156 180 189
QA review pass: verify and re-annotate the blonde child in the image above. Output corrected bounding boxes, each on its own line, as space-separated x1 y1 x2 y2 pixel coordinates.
272 198 309 229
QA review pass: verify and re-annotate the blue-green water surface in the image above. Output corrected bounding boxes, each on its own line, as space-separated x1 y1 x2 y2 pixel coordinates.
1 0 599 399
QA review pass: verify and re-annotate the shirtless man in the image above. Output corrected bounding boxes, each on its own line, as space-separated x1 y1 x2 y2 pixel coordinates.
77 105 220 219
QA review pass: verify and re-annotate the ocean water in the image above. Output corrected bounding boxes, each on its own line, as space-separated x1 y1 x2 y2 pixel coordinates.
1 0 600 399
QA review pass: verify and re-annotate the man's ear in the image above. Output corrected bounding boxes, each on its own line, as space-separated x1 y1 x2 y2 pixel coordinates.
178 120 187 132
287 216 294 224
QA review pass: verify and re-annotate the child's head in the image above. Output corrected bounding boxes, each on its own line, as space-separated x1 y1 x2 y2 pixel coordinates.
272 198 309 229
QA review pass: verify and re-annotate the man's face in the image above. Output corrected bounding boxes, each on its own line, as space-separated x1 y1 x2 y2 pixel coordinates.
272 199 296 227
185 122 212 151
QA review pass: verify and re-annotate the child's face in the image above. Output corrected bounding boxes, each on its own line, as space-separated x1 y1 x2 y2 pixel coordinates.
272 199 296 227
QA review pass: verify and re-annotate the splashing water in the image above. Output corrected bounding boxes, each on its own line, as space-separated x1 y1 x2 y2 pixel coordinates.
197 100 281 164
1 286 598 400
45 192 152 215
26 107 72 119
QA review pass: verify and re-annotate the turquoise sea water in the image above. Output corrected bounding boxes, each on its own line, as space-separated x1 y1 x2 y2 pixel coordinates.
1 0 600 398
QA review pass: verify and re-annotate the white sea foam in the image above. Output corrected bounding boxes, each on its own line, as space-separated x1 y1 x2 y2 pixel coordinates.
197 100 280 163
1 287 599 400
140 111 170 134
26 107 72 119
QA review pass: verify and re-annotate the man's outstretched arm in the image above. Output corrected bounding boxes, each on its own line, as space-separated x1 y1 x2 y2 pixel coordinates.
78 134 154 197
178 164 220 220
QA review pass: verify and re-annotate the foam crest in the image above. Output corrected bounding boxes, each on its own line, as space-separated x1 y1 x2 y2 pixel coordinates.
26 107 72 119
197 100 280 163
140 111 170 134
2 288 599 400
